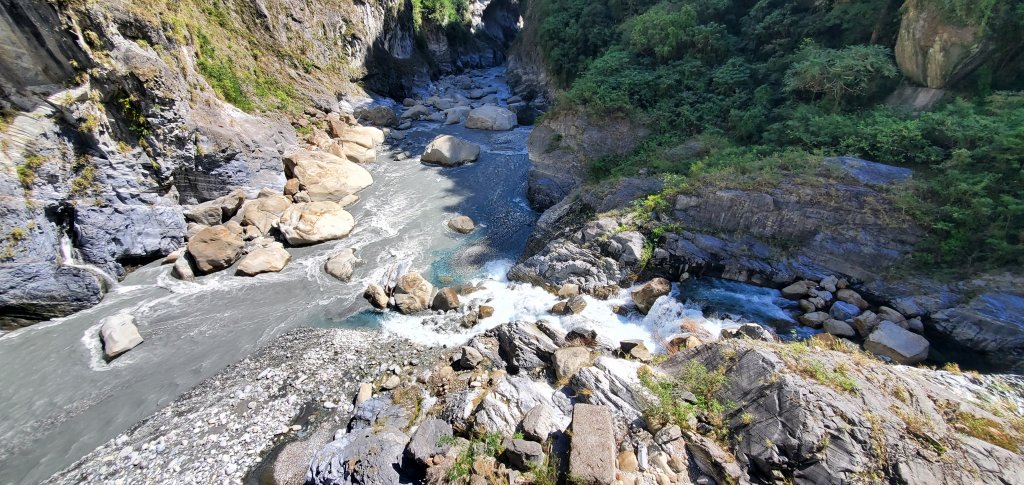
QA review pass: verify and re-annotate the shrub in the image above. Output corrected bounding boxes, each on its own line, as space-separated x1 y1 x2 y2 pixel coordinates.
783 42 898 107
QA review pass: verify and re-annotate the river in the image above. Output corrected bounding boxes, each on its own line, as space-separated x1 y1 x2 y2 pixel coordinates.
0 67 799 484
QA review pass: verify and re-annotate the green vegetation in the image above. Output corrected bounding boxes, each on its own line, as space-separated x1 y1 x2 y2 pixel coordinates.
2 227 28 260
411 0 469 29
638 361 729 441
17 153 46 189
538 0 1024 272
951 411 1022 452
443 431 505 482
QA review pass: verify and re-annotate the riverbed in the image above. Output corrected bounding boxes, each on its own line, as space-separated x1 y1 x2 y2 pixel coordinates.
0 67 800 484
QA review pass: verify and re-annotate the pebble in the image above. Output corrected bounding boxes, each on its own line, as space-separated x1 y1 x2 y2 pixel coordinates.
323 401 336 409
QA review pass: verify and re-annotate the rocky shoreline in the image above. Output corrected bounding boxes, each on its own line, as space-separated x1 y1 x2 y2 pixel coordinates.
47 317 1024 484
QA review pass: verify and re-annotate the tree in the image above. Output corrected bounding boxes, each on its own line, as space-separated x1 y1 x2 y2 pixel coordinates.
783 42 898 107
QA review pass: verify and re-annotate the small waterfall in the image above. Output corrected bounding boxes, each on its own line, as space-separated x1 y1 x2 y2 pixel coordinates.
57 230 118 289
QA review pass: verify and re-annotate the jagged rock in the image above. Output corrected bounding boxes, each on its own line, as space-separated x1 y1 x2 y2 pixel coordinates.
565 328 598 347
355 383 373 406
74 204 187 278
552 347 592 382
465 105 517 130
509 239 627 293
421 135 480 167
836 289 869 310
568 358 648 421
283 149 373 202
325 248 359 281
235 244 291 276
183 204 223 226
569 404 615 484
852 310 881 337
619 340 653 361
865 321 929 364
406 418 452 465
552 296 587 315
798 311 829 329
720 324 776 342
503 438 544 470
824 319 856 338
489 321 560 374
448 215 476 234
473 374 569 435
278 201 355 246
306 427 409 485
632 278 671 315
186 226 244 274
829 301 861 321
521 403 560 441
364 284 388 310
99 314 143 359
683 430 745 485
895 0 994 89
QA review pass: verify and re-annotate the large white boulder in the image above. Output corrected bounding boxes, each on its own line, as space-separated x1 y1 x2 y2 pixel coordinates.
420 135 481 167
279 201 355 246
99 314 143 359
864 321 930 364
236 244 291 276
465 105 517 131
283 149 373 202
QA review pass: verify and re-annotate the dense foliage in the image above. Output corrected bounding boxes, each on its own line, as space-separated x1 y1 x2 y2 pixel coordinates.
537 0 1024 271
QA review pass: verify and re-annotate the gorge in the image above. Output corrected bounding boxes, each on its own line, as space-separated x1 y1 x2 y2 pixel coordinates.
1 0 1023 484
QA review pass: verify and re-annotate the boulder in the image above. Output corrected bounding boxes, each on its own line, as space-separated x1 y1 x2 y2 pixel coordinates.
241 194 291 235
569 404 615 484
235 245 291 276
610 231 646 265
307 427 409 485
823 319 857 338
457 346 484 370
489 321 560 374
329 141 377 165
521 403 560 441
99 314 143 359
393 272 433 314
283 149 373 202
503 438 544 470
356 106 398 127
405 418 452 465
171 252 196 282
720 324 776 342
631 278 671 315
444 106 471 125
186 226 244 274
279 201 355 246
829 301 861 321
465 105 517 131
618 340 653 362
837 289 869 310
364 284 388 310
552 346 592 382
420 135 481 167
877 306 907 325
447 215 476 234
325 248 360 282
851 310 881 337
558 283 581 298
432 288 460 312
401 104 430 119
336 125 385 149
184 189 245 225
864 321 930 364
478 306 495 319
781 280 813 299
798 311 829 329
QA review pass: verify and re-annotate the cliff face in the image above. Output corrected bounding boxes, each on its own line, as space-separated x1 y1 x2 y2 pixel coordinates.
0 0 519 327
895 0 1024 89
